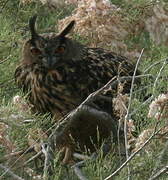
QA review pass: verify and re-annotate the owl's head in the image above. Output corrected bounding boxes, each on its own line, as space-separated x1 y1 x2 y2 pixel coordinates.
22 15 82 68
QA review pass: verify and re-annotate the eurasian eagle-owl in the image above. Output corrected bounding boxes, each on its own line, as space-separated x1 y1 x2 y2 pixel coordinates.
15 16 140 119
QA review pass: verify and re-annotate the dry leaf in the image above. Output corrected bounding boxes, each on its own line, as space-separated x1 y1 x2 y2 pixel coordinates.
27 128 48 152
0 122 15 153
148 93 168 120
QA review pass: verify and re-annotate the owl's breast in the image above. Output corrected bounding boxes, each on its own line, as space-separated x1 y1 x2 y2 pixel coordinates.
15 64 81 118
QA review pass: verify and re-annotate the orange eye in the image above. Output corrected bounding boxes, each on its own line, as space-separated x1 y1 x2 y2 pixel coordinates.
31 48 41 55
55 46 65 54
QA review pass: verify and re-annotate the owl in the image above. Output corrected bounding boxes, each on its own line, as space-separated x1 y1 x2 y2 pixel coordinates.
15 16 141 163
15 15 140 119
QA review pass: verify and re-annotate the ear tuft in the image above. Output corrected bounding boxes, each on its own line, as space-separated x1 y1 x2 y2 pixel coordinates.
29 15 38 40
59 20 75 37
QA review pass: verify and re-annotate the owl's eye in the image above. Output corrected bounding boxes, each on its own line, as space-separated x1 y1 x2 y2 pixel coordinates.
55 46 65 54
31 48 41 55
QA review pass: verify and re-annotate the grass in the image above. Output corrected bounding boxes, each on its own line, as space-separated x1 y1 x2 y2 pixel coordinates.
0 0 168 180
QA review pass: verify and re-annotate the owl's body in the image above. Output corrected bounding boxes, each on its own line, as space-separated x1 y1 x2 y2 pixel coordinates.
15 17 140 163
15 17 140 118
15 45 137 117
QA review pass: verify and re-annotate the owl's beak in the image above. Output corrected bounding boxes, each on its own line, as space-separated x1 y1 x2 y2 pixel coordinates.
44 56 57 68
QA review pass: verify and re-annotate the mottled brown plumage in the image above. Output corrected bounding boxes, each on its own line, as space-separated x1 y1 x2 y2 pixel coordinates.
15 16 140 163
15 16 140 118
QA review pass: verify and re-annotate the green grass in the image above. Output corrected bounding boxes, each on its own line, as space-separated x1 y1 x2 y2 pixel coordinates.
0 1 168 180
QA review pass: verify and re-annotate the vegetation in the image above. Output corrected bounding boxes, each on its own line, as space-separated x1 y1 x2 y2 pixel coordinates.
0 0 167 179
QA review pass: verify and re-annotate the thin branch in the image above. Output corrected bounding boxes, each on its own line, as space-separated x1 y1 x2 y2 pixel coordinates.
41 143 54 180
73 166 88 180
0 148 34 162
72 153 96 180
0 164 25 180
124 48 144 180
104 128 161 180
23 151 42 166
125 49 144 120
104 101 166 180
149 166 168 180
152 58 168 95
0 55 11 64
144 58 168 73
0 79 14 88
73 153 90 160
0 146 38 179
129 95 153 116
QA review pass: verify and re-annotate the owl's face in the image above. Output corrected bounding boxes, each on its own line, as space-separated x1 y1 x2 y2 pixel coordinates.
23 16 81 69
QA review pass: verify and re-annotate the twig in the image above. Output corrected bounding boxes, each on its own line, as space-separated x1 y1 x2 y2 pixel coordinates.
23 151 42 166
0 163 25 180
144 58 168 73
150 133 168 178
129 95 153 116
0 55 11 64
0 79 14 87
130 59 168 116
0 151 23 162
105 101 165 180
41 143 54 180
0 146 38 179
73 153 90 160
149 166 168 180
0 148 34 162
73 166 88 180
152 58 168 95
124 48 144 180
104 128 161 180
72 153 96 180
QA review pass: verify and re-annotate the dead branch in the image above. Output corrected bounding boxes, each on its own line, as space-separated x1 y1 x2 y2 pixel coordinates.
0 148 34 162
72 153 97 180
104 101 165 180
0 55 11 64
0 146 37 179
73 166 88 180
149 166 168 180
0 163 25 180
23 151 42 166
130 95 153 116
73 153 90 160
124 48 144 180
0 79 14 88
41 143 54 180
152 58 168 95
144 58 168 73
104 128 161 180
150 140 168 179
